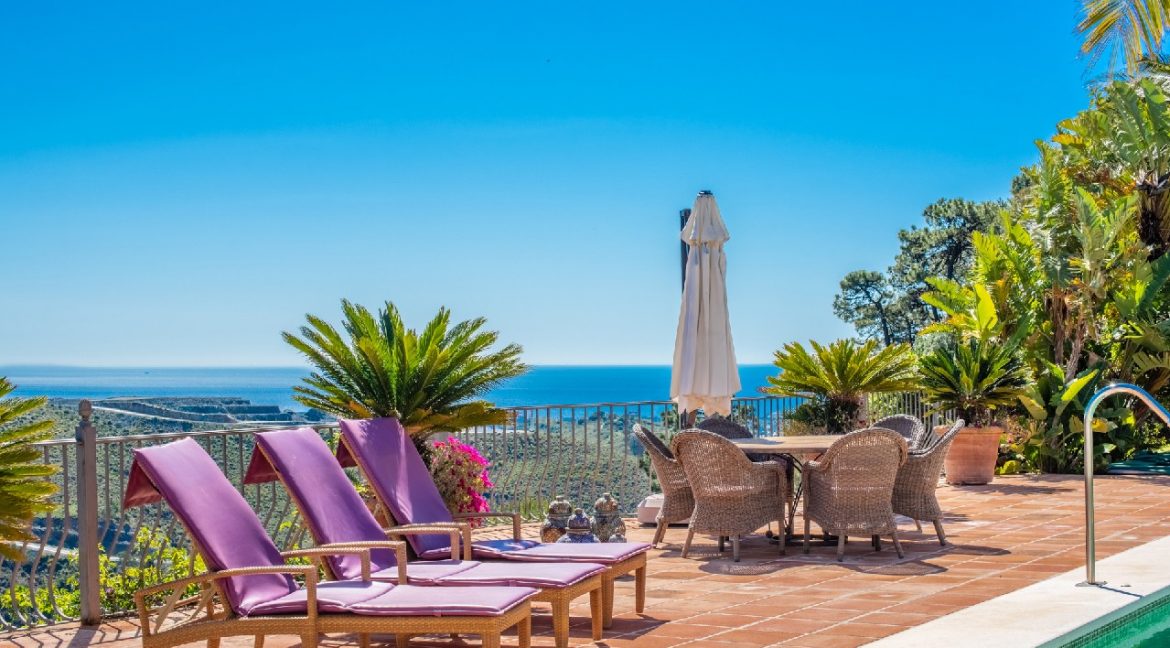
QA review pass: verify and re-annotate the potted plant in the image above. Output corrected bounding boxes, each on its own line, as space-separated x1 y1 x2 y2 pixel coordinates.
919 338 1029 485
765 339 919 433
283 299 526 512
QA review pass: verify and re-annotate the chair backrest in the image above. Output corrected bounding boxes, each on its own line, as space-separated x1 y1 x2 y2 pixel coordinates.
818 427 908 491
245 427 398 580
336 417 454 558
915 419 965 456
633 423 675 460
873 414 923 445
671 429 756 497
122 438 296 616
695 416 753 440
633 424 689 493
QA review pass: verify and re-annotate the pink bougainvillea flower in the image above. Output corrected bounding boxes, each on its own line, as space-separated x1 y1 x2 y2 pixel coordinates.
429 436 494 528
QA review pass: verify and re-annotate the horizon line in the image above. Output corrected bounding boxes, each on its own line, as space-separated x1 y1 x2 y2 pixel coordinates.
0 362 777 370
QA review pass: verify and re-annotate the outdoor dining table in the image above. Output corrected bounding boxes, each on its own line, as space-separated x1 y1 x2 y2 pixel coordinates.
730 435 845 543
730 435 845 456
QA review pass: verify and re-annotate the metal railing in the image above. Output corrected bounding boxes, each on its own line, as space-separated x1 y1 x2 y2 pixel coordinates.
1081 382 1170 586
2 392 927 630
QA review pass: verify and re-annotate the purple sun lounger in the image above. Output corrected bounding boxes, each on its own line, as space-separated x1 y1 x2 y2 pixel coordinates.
243 427 606 648
334 417 652 627
122 437 537 648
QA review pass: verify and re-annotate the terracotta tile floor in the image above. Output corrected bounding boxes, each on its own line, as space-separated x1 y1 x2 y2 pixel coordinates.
10 474 1170 648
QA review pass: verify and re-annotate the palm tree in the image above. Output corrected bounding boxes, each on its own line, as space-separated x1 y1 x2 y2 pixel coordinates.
764 339 919 433
283 300 528 439
0 378 58 560
1078 0 1170 76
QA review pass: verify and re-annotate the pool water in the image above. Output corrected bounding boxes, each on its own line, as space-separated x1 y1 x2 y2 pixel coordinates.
1055 586 1170 647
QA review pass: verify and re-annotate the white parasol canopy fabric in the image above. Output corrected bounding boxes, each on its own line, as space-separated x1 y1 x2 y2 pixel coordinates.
670 191 740 417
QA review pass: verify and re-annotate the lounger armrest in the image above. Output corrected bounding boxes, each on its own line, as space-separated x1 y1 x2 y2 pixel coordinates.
134 565 319 636
310 540 410 584
452 511 523 541
384 523 470 561
135 564 318 599
282 546 374 580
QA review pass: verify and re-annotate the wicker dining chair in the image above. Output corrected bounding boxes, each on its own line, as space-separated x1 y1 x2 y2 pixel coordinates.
893 419 964 546
632 424 695 548
873 414 925 449
696 416 768 462
696 415 792 540
802 427 908 562
672 430 787 562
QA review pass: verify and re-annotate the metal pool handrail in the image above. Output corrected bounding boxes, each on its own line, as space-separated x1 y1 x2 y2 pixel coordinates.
1083 382 1170 585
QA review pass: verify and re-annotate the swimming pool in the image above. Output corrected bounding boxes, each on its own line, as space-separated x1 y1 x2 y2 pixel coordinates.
1045 585 1170 647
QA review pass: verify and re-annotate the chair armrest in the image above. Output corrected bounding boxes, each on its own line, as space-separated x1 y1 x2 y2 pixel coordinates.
452 511 523 542
748 460 786 473
310 541 410 584
384 522 471 560
748 460 789 488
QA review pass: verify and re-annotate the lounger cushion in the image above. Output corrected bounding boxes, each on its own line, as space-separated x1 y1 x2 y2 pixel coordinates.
338 418 458 559
371 559 481 584
129 439 297 616
346 584 538 616
433 561 605 588
250 428 404 580
498 542 652 563
248 580 396 616
418 538 541 561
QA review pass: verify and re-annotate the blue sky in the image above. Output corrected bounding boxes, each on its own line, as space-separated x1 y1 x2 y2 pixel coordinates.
1 2 1093 366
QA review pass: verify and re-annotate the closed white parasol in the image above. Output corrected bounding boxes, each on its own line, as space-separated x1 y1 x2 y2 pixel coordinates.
670 190 740 418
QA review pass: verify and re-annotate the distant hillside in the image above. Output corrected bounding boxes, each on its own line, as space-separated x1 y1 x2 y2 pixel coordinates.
34 397 328 439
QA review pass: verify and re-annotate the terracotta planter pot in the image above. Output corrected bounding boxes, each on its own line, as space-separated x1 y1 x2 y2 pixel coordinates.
941 425 1002 485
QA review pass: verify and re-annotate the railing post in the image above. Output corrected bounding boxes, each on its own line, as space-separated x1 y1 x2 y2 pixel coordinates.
75 400 101 626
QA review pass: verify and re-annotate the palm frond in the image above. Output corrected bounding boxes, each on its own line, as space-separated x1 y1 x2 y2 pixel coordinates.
0 378 58 560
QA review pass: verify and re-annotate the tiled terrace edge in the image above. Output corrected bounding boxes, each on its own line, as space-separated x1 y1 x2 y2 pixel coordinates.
869 533 1170 647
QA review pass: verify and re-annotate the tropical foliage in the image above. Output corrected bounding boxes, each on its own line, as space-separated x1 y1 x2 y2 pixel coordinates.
283 300 528 439
764 339 919 433
918 79 1170 472
0 378 58 560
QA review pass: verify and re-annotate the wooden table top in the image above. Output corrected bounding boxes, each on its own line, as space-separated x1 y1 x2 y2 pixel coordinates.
730 435 844 455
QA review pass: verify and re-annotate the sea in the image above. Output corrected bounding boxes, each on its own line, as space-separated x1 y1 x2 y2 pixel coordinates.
1 365 780 410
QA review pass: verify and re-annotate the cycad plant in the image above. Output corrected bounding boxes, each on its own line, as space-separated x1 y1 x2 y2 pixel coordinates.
764 339 919 433
919 339 1030 428
283 300 528 439
0 378 58 560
